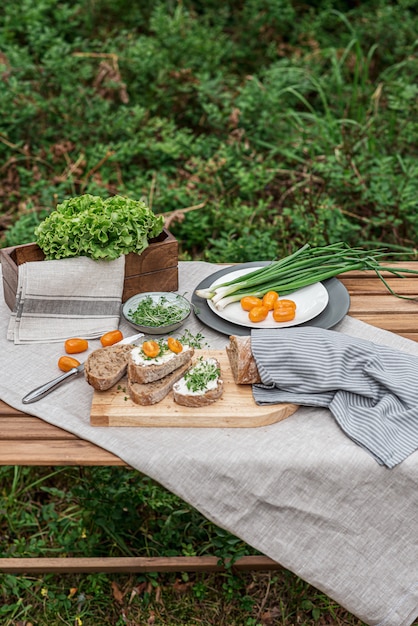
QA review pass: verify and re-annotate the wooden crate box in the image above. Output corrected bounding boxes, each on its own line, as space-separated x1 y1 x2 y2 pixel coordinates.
0 228 178 311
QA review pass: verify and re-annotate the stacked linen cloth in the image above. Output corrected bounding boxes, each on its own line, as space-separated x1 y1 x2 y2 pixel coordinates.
7 255 125 344
251 326 418 468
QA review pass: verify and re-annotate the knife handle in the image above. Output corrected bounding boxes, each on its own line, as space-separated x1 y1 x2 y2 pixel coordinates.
22 368 81 404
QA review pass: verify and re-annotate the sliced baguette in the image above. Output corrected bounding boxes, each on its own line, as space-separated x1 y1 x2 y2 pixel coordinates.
173 358 223 407
84 344 132 391
128 344 194 384
127 360 191 405
226 335 261 384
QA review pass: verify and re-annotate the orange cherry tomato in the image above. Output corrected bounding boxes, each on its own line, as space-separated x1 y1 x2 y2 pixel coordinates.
100 330 123 347
262 290 279 311
64 338 89 354
240 296 263 311
272 307 296 323
248 305 269 323
274 298 296 310
167 337 183 354
58 356 81 372
142 340 160 358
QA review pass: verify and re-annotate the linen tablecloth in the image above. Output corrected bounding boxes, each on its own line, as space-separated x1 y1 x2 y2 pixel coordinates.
1 261 418 626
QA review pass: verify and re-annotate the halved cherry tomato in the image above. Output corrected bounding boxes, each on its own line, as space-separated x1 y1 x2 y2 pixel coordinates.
58 356 81 372
274 298 296 310
100 330 123 347
64 338 89 354
142 340 160 358
248 305 269 323
262 290 279 311
167 337 183 354
272 306 296 323
240 296 263 311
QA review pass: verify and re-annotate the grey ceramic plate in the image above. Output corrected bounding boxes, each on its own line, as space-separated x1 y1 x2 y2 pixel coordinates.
191 262 350 337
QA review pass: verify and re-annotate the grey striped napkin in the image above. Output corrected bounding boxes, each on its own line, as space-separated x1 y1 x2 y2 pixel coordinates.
251 327 418 468
7 255 125 344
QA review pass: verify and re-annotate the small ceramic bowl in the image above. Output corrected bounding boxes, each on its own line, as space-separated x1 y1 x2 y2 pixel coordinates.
122 292 191 335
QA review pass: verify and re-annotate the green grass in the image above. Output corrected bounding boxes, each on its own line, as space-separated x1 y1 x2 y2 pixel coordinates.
1 466 369 625
1 0 418 261
1 0 418 622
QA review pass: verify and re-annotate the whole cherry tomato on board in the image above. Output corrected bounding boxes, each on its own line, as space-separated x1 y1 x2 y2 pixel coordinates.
142 340 160 358
100 330 123 347
58 356 81 372
167 337 183 354
262 291 279 311
248 305 269 323
240 296 263 311
64 338 89 354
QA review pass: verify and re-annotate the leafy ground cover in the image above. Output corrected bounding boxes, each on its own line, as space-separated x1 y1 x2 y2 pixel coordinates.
1 465 367 626
1 0 418 623
1 0 418 261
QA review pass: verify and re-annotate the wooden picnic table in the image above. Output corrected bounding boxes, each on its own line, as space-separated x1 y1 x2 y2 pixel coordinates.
2 262 418 574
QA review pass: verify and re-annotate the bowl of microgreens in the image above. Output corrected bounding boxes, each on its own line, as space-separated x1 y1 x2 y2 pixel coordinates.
122 292 192 335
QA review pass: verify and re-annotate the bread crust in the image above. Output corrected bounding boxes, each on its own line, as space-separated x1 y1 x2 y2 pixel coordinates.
225 335 261 384
173 378 224 407
84 344 132 391
128 361 191 405
128 345 194 384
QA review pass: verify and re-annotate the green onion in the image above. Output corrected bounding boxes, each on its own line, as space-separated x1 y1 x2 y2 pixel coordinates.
195 242 418 310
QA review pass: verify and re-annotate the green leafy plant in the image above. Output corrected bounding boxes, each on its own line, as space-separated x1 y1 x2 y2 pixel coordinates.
34 194 164 260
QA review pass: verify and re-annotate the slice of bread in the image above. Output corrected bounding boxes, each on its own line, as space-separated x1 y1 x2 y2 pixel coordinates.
173 358 223 407
84 344 132 391
127 360 191 405
128 343 194 384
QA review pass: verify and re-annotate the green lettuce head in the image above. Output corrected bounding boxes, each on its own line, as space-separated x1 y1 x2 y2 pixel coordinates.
35 194 164 260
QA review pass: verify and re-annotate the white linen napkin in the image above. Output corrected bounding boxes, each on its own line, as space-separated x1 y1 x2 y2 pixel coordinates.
251 326 418 468
7 255 125 344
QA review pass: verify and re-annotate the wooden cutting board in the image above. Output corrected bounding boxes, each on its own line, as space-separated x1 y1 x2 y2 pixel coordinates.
90 350 298 428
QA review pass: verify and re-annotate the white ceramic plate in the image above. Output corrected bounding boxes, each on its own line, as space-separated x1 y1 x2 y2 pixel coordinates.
206 267 329 329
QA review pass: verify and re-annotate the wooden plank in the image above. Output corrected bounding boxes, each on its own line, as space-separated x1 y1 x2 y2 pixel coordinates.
340 277 418 296
0 416 79 440
348 295 418 314
338 265 418 298
0 401 25 415
0 555 281 574
344 313 418 335
90 350 298 428
0 440 127 466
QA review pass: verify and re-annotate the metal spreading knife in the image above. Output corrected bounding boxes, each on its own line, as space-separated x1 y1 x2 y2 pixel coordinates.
22 332 144 404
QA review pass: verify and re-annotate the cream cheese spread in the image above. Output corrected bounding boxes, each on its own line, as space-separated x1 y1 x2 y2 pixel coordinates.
130 344 190 367
173 357 220 396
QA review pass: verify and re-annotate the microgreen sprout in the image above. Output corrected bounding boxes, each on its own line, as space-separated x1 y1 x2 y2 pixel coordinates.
128 295 190 327
177 329 208 350
184 358 220 393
